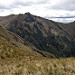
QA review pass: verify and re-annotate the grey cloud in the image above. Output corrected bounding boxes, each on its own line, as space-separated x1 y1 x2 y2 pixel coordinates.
0 5 9 10
50 0 75 11
14 0 48 7
36 0 49 4
14 1 34 6
0 1 33 10
0 0 49 10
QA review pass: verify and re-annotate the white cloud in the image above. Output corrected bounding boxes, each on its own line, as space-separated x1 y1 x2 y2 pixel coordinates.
0 0 15 9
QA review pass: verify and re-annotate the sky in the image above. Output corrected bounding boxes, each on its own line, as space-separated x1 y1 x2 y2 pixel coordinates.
0 0 75 23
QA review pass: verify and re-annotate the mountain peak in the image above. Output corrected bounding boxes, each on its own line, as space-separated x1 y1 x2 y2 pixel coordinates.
24 12 35 22
25 12 31 15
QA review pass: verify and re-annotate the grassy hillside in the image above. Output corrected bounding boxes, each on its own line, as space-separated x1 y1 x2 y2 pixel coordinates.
0 33 75 75
0 39 75 75
59 21 75 38
0 26 43 62
0 26 55 58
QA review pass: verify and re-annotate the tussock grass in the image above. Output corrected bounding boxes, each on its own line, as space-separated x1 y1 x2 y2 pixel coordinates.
0 55 75 75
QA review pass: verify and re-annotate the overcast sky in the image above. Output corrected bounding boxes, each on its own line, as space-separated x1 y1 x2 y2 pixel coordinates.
0 0 75 23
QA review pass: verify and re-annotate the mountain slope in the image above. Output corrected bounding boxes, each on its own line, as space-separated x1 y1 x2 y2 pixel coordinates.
0 26 43 57
0 13 75 57
0 25 55 58
59 21 75 38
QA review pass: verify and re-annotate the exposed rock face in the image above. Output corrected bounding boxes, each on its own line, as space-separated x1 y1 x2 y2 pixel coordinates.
24 12 35 22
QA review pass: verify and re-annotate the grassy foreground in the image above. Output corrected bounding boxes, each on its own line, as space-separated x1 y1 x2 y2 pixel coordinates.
0 36 75 75
0 56 75 75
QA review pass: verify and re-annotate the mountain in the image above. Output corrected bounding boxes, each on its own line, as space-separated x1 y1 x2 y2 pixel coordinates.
0 13 75 75
0 25 43 58
59 21 75 37
0 12 75 57
0 25 55 58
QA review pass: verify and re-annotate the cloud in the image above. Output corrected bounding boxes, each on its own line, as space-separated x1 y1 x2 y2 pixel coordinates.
0 0 15 9
0 0 48 10
46 17 75 23
50 0 75 11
